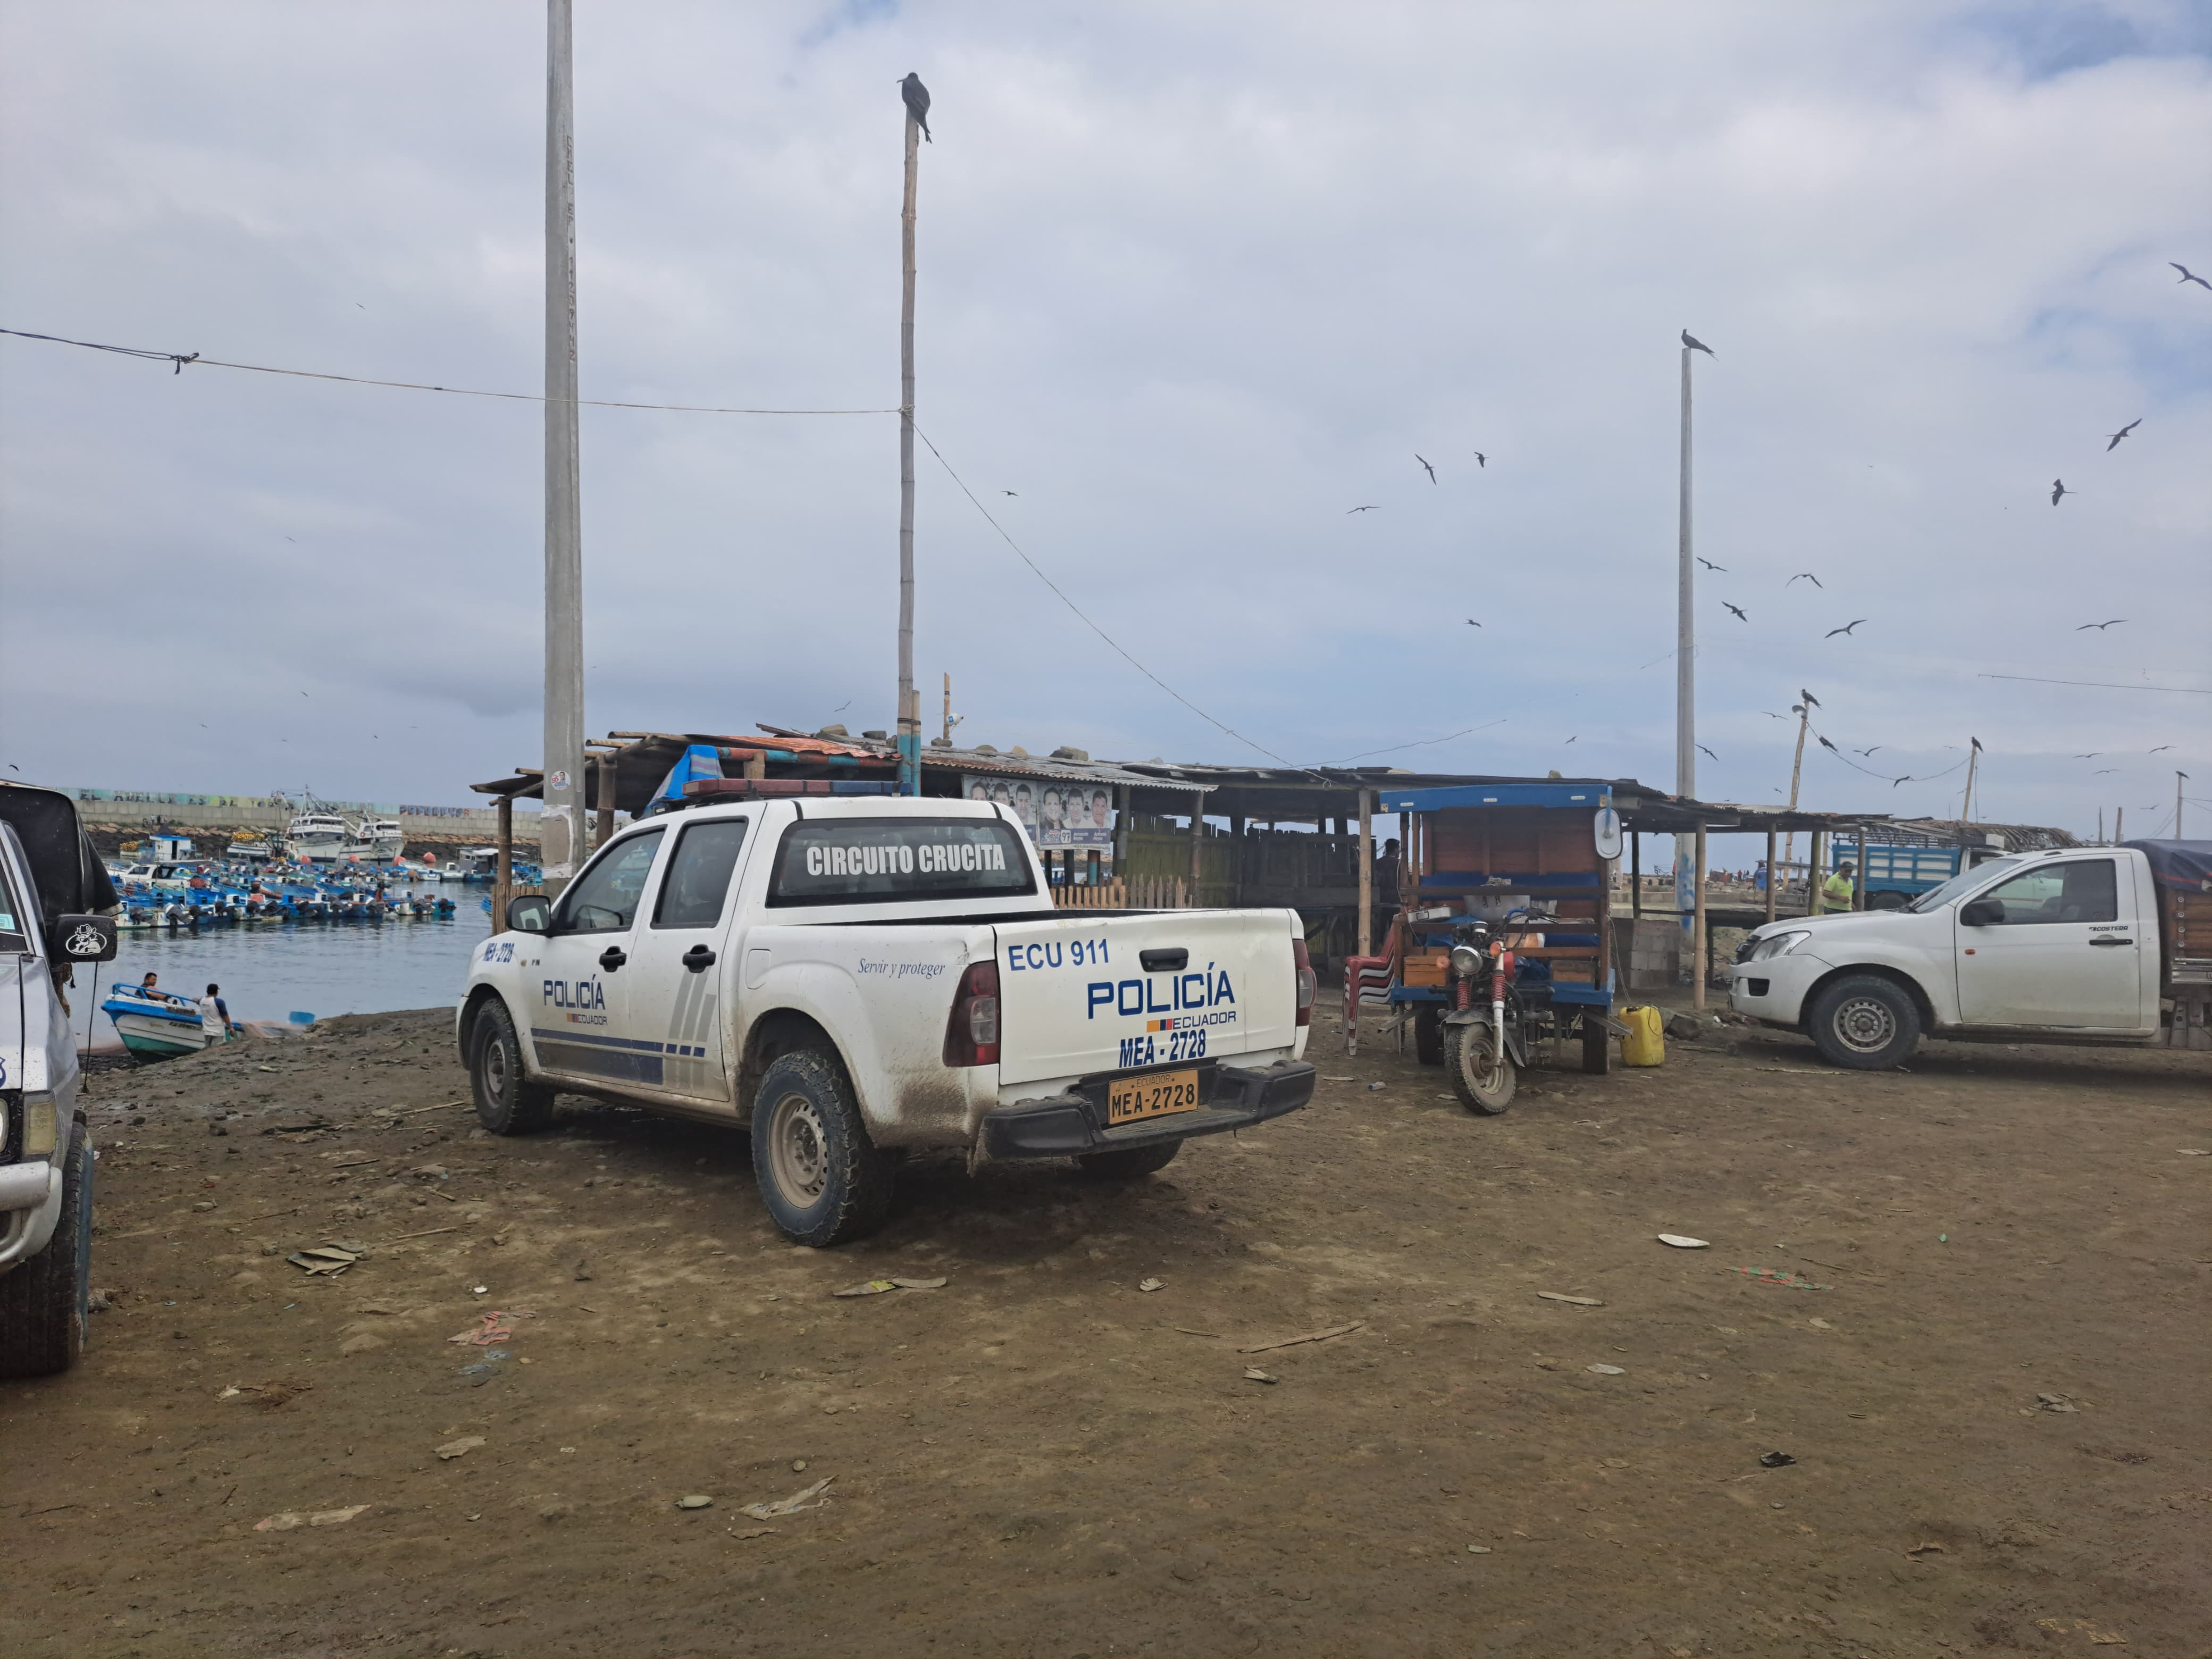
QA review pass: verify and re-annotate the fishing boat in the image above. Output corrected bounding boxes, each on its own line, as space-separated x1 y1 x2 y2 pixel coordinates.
355 816 404 859
285 810 353 861
102 984 220 1059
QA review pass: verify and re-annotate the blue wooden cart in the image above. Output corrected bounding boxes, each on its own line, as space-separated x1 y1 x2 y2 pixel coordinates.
1371 781 1622 1075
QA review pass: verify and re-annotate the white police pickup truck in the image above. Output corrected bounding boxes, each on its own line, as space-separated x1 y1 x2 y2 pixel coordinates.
457 797 1316 1244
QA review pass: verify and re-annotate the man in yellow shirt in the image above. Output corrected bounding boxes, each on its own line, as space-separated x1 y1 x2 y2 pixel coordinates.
1821 860 1857 913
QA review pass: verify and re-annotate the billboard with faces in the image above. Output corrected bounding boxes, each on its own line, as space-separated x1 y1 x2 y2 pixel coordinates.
961 775 1115 854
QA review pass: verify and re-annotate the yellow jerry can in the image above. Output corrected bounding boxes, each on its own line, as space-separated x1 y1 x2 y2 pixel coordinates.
1619 1005 1665 1067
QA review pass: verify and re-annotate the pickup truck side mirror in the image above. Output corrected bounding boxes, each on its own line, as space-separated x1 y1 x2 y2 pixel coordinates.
1959 898 2003 928
56 914 119 962
506 895 553 935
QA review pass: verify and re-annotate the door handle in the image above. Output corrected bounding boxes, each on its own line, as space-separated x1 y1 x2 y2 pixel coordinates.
1140 948 1189 973
2087 936 2131 948
598 945 629 971
682 944 717 973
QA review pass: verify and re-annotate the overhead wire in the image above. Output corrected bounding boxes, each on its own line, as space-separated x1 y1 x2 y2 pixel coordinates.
0 327 896 414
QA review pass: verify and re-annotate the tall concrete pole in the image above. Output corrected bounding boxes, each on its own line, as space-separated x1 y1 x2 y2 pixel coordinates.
541 0 586 889
896 111 922 794
1675 345 1696 801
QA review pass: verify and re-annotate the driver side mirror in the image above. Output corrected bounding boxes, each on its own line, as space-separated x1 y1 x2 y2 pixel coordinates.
505 894 552 935
56 914 119 962
1959 898 2002 928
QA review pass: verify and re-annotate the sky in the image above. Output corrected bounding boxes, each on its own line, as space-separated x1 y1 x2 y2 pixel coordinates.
2 1 2208 847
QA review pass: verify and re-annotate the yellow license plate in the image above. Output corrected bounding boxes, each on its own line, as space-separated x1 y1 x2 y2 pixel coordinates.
1107 1068 1202 1125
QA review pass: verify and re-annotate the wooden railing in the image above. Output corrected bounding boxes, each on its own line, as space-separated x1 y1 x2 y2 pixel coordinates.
1051 875 1189 910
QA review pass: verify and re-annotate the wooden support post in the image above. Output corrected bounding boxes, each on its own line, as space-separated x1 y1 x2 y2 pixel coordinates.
1630 831 1642 918
1691 826 1709 1011
1764 826 1777 923
493 795 514 927
594 756 615 850
1807 829 1825 917
1854 821 1871 911
1113 787 1130 873
1357 790 1374 956
744 750 765 781
1188 804 1203 903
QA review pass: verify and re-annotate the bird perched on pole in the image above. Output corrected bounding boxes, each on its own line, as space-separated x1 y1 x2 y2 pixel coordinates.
1799 689 1821 709
1681 330 1715 356
900 73 932 141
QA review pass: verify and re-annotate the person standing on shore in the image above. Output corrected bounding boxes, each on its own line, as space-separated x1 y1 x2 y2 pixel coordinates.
198 983 235 1042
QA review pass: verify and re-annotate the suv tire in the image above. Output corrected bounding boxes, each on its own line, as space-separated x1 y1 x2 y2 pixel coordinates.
0 1118 93 1379
470 1000 556 1134
1807 973 1922 1070
752 1049 896 1247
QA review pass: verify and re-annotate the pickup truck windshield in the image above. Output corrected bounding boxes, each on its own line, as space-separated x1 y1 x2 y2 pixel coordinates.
768 817 1035 907
1904 856 2022 913
0 856 24 948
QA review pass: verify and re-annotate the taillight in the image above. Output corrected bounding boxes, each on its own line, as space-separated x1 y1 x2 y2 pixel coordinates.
1291 936 1316 1028
943 960 1001 1067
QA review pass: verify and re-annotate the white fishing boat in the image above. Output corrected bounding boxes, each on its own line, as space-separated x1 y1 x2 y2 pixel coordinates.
102 983 220 1058
354 816 404 859
285 811 353 861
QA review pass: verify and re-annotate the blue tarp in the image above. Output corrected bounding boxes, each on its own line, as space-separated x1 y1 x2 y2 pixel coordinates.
2123 840 2212 894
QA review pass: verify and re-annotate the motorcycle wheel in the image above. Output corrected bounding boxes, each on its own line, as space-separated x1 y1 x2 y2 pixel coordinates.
1444 1021 1516 1116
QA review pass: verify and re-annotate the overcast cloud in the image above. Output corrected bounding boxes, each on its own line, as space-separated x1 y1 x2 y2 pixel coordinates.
2 2 2207 839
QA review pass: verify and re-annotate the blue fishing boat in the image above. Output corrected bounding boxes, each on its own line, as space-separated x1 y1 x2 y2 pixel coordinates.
102 984 220 1059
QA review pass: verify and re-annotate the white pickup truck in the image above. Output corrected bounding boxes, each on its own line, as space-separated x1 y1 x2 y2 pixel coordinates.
1731 840 2212 1069
456 797 1317 1244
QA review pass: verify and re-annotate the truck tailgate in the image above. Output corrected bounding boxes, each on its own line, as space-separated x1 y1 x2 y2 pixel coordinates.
994 909 1296 1087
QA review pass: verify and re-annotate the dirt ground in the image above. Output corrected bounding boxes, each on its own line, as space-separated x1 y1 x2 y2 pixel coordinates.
7 1002 2208 1658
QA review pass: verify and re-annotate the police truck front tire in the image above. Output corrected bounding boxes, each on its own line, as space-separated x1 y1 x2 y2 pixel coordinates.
0 1119 93 1380
471 1000 556 1135
1806 974 1922 1070
752 1049 896 1247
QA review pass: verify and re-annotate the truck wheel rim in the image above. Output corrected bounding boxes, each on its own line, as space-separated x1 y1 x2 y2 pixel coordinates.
768 1093 829 1204
484 1037 509 1099
1835 996 1896 1053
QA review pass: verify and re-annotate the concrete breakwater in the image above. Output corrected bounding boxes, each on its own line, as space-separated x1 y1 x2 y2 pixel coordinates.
72 789 539 853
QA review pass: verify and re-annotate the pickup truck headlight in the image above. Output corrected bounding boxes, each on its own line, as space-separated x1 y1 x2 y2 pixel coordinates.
20 1092 58 1158
1747 931 1812 963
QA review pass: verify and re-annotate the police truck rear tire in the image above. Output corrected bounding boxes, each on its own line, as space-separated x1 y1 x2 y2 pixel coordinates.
1806 974 1921 1070
471 1000 556 1135
0 1119 93 1379
1075 1141 1182 1180
752 1049 896 1247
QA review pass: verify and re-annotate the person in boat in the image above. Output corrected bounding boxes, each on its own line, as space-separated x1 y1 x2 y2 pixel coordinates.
198 983 237 1041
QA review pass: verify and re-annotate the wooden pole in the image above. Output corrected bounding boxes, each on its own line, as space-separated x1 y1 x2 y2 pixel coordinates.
1113 787 1130 873
1783 702 1810 871
494 795 514 926
1807 828 1825 917
1854 821 1871 910
1691 826 1708 1011
895 106 921 794
1357 789 1373 956
1764 825 1777 922
1188 802 1203 904
1959 742 1979 824
594 755 615 850
942 672 952 744
539 0 586 894
2178 771 2186 840
1630 831 1642 918
2115 806 2123 843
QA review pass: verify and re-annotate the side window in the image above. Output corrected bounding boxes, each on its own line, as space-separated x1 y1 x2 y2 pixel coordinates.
652 818 749 930
551 830 665 934
1981 859 2117 926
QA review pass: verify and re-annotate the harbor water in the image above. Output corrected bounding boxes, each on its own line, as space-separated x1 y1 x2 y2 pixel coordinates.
69 903 493 1050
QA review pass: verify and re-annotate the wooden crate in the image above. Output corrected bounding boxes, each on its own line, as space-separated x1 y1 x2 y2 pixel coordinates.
1402 951 1450 987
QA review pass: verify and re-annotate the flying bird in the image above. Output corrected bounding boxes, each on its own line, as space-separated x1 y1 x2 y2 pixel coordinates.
1800 690 1821 708
1465 618 1482 627
2105 418 2141 451
1696 744 1717 761
2149 744 2173 753
1787 572 1823 589
1681 330 1715 356
899 73 932 141
1892 775 1911 789
1415 454 1436 483
2074 618 2125 630
2074 752 2101 759
2173 263 2212 290
1762 710 1790 721
1825 619 1867 638
1855 746 1882 757
1472 452 1486 468
1001 490 1018 497
2051 479 2072 505
1723 602 1748 621
1696 557 1727 572
1564 736 1578 745
2093 768 2118 775
1346 505 1381 514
